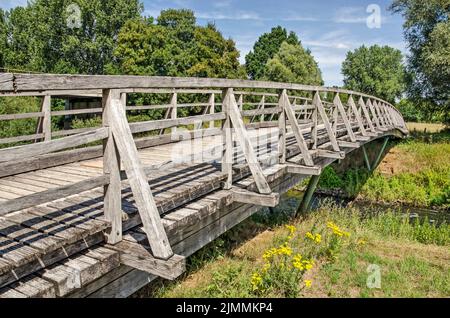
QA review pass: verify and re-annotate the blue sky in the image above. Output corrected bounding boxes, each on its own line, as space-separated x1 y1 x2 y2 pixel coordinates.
1 0 407 86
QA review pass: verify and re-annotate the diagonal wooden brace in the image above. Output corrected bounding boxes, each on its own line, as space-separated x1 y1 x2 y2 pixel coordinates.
313 92 340 152
281 89 314 166
224 88 272 194
333 94 356 142
106 89 173 260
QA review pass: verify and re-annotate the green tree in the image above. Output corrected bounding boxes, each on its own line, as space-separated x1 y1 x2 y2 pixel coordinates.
245 26 300 80
390 0 449 122
263 42 323 85
341 45 406 104
0 9 6 68
3 0 143 74
112 10 244 79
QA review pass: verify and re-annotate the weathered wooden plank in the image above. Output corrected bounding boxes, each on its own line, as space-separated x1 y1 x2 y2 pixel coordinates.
0 133 45 145
333 94 356 142
129 113 225 134
0 112 44 121
0 175 109 216
0 127 109 163
314 93 340 152
0 73 14 91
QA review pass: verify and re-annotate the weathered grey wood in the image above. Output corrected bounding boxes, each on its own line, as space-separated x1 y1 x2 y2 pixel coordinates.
221 90 233 190
0 133 45 145
333 94 356 142
41 95 51 142
348 95 367 136
338 140 360 148
102 89 122 244
170 92 177 134
282 90 314 166
242 107 281 117
230 188 279 207
358 97 376 132
315 149 345 159
367 99 381 129
209 93 215 129
51 108 103 117
129 113 225 134
0 127 108 163
0 175 109 216
314 93 340 152
278 91 286 164
108 237 185 280
0 112 44 121
108 92 173 260
0 73 14 91
225 88 271 194
285 164 321 175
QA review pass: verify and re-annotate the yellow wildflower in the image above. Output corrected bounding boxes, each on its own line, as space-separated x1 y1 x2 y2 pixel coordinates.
304 280 312 288
277 243 293 256
357 239 367 245
262 263 271 272
327 221 350 237
286 225 296 240
251 272 263 291
306 232 322 244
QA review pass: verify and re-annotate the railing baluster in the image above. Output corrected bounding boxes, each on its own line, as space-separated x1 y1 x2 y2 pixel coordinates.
102 89 122 244
221 89 233 189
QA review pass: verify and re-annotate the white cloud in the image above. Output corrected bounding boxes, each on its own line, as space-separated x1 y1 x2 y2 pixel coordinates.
0 0 27 10
333 6 388 24
196 11 261 20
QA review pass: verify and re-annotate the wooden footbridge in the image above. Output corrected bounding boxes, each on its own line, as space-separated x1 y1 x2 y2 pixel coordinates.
0 73 408 297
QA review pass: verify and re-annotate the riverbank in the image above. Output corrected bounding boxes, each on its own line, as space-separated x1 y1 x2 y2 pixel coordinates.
135 203 449 298
309 128 449 210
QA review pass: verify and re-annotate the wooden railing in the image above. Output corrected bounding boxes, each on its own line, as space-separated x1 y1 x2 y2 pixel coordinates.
0 73 408 260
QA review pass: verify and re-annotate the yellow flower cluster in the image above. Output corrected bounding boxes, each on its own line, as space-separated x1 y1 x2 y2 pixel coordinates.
262 243 293 261
292 254 314 271
251 272 263 291
286 225 296 239
304 280 312 288
305 232 322 244
327 221 350 237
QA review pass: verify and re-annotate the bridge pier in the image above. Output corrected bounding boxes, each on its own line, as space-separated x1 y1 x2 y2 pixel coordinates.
295 174 321 217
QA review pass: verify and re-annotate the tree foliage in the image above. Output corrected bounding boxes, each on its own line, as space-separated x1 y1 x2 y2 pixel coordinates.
111 9 244 79
341 45 406 104
245 26 300 80
390 0 450 122
263 42 323 85
2 0 142 74
0 9 6 68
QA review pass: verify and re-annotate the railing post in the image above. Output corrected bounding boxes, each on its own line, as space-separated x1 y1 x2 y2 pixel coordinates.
222 89 233 189
260 95 265 123
102 89 122 244
311 95 318 150
278 90 286 164
209 93 215 129
171 92 178 134
42 95 51 142
348 95 367 136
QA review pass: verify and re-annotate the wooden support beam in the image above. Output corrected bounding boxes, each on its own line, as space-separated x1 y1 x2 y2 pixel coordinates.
102 89 122 244
367 99 381 129
285 164 321 176
316 149 345 159
209 93 215 129
224 88 272 194
230 188 279 207
348 95 367 136
108 238 185 280
170 93 177 134
107 90 173 260
282 90 314 166
337 140 360 148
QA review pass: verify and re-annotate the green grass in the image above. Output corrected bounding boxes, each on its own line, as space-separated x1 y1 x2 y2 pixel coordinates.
135 204 450 298
314 130 450 209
